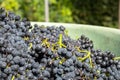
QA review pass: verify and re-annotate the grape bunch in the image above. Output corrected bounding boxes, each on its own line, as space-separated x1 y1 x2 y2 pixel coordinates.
0 7 120 80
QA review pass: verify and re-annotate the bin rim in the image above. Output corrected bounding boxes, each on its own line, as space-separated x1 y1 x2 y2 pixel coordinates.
31 22 120 35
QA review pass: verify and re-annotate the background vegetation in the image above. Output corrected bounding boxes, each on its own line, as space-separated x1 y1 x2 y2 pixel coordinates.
0 0 119 28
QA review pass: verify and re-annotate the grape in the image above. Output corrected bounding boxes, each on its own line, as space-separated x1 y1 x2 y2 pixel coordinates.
1 72 7 78
64 67 70 72
53 60 59 67
42 70 50 77
13 56 20 64
4 67 12 74
18 75 26 80
57 69 63 75
32 62 39 69
18 67 25 74
7 54 13 61
65 51 72 58
75 60 82 68
47 48 52 56
69 66 74 71
11 65 19 71
27 71 34 79
56 77 62 80
71 55 77 62
53 68 58 74
0 62 7 68
63 61 70 67
0 8 119 80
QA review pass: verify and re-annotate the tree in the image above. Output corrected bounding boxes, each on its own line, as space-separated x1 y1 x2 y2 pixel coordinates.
119 0 120 28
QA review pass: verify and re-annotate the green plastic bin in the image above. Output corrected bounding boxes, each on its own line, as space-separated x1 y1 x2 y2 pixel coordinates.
31 22 120 56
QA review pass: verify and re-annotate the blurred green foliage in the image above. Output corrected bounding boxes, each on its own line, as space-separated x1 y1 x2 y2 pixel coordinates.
49 0 73 22
71 0 118 28
0 0 119 28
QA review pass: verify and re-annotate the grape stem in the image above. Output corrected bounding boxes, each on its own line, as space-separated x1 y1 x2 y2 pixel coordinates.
28 43 33 49
11 75 15 80
64 30 68 36
57 34 66 48
23 36 29 41
76 47 93 68
114 57 120 60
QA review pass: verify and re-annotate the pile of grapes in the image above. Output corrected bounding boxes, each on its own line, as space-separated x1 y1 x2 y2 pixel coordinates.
0 8 120 80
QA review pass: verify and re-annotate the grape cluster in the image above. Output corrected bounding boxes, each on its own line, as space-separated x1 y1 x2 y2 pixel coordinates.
0 8 120 80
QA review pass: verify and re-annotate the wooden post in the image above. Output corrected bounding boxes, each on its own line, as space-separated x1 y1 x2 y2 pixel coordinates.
45 0 49 22
119 0 120 28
